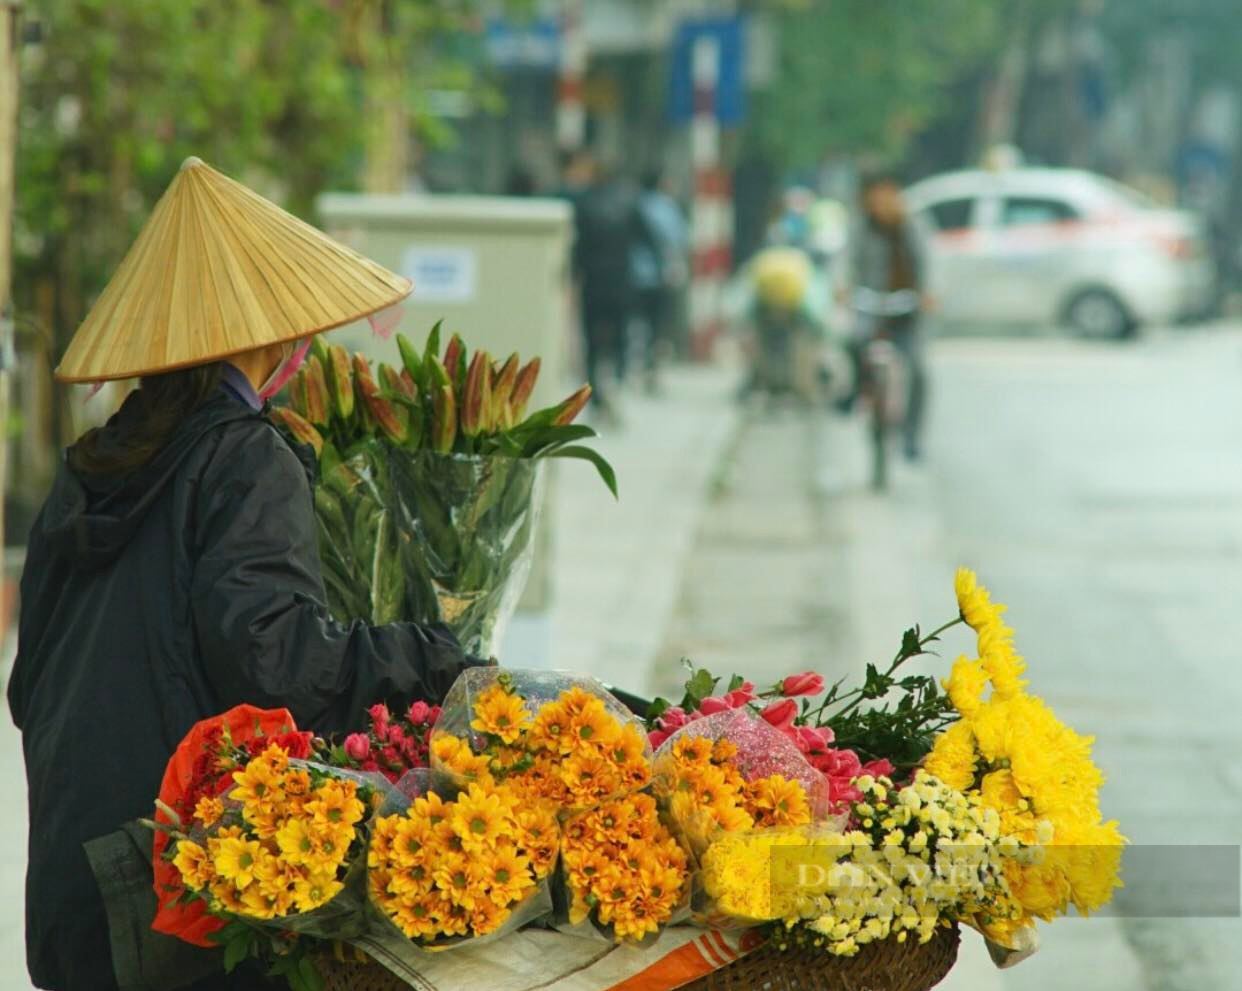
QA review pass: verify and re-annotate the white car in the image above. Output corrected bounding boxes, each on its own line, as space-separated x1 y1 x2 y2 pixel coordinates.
904 168 1216 338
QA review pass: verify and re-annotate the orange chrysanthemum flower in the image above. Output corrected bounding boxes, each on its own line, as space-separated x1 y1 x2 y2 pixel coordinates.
746 773 812 828
470 685 533 745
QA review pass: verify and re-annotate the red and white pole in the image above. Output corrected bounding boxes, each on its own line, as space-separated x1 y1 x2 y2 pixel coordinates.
557 0 587 152
689 33 732 360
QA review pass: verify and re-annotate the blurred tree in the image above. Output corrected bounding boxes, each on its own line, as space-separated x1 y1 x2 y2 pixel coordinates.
746 0 1007 172
11 0 503 459
1100 0 1241 88
745 0 1087 174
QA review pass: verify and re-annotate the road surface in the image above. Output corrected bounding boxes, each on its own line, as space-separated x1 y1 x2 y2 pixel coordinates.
655 323 1242 990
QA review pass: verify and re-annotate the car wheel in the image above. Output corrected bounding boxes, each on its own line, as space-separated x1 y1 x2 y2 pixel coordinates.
1066 289 1136 340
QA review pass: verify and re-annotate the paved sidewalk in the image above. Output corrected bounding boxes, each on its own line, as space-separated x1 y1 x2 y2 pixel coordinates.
545 366 742 695
650 401 1147 990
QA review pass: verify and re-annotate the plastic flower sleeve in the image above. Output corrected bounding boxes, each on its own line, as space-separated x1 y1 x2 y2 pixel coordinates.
430 667 654 814
315 439 402 625
551 789 692 946
391 451 544 659
357 768 555 962
314 443 544 657
160 754 389 946
693 822 852 929
652 708 834 866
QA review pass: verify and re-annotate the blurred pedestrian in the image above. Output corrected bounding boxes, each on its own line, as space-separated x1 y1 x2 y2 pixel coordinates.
555 148 594 204
504 165 537 197
571 154 645 415
630 169 689 393
839 172 931 461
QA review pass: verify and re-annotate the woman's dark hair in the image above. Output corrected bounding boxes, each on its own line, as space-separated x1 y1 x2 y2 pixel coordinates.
68 362 225 477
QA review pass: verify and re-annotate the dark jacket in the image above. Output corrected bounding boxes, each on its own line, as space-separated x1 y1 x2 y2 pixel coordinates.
8 387 473 990
849 216 927 294
572 177 651 307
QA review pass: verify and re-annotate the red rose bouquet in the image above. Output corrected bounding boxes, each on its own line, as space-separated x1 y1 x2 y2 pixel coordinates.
331 700 441 782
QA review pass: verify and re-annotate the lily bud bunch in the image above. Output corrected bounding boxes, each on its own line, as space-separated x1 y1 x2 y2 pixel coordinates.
274 322 615 496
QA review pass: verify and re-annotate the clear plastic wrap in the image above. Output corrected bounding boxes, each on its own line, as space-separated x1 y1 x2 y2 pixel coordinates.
552 790 692 946
652 707 833 864
649 709 842 931
360 768 556 955
430 667 653 813
161 750 388 944
315 443 544 658
694 821 849 930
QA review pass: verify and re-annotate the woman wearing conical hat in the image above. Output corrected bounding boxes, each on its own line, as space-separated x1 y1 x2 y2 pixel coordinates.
7 159 478 990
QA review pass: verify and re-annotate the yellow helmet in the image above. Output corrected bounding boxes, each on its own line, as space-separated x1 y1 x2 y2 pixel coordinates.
753 248 812 310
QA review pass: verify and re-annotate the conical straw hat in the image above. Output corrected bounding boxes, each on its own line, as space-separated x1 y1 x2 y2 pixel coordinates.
56 157 412 382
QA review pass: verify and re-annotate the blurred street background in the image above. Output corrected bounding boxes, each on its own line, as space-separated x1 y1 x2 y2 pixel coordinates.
3 1 1242 989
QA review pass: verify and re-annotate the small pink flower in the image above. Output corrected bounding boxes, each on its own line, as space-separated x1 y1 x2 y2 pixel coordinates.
658 706 689 731
698 696 731 715
828 779 863 806
760 698 798 730
723 681 756 707
344 733 372 762
794 725 834 754
367 703 391 733
811 747 862 779
401 738 424 766
386 725 406 747
781 672 825 697
648 729 672 750
428 705 443 726
861 758 895 779
407 700 431 725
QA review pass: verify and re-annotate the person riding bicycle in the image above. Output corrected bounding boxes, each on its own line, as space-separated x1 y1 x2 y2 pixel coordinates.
838 172 931 460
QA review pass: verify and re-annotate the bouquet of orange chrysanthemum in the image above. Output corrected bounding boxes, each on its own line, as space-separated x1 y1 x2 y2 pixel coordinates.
429 668 652 813
153 739 383 990
557 790 690 944
365 770 558 949
652 708 833 864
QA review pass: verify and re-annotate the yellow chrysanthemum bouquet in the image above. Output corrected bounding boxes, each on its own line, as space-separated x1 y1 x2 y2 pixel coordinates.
650 707 838 930
365 771 559 948
705 771 1039 957
923 569 1126 953
155 734 381 988
642 568 1124 976
428 667 690 943
652 710 832 863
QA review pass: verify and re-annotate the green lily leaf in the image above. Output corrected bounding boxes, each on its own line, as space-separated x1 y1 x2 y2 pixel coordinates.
544 445 618 498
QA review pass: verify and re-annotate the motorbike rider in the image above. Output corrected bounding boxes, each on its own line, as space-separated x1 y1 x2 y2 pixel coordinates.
738 245 825 402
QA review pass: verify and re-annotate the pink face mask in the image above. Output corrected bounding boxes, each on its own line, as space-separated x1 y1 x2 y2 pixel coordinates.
258 338 313 401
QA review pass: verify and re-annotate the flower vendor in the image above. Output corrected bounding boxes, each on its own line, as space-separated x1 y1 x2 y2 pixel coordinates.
7 159 480 991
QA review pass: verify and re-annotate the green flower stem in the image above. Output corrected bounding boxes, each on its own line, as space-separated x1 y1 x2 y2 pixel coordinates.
806 616 965 725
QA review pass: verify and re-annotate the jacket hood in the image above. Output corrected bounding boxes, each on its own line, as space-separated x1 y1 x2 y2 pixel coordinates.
43 391 260 570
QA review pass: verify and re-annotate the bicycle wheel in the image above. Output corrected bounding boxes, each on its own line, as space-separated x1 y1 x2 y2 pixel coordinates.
870 367 889 491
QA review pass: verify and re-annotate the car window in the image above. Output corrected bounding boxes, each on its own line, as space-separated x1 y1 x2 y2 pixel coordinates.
1000 197 1079 227
924 197 975 231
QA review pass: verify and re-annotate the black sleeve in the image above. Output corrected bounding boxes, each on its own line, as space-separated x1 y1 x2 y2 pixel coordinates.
189 421 475 735
7 510 53 730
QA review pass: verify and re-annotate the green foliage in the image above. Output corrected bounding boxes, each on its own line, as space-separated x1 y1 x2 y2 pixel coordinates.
1098 0 1242 89
13 0 508 364
817 623 958 768
750 0 1009 169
